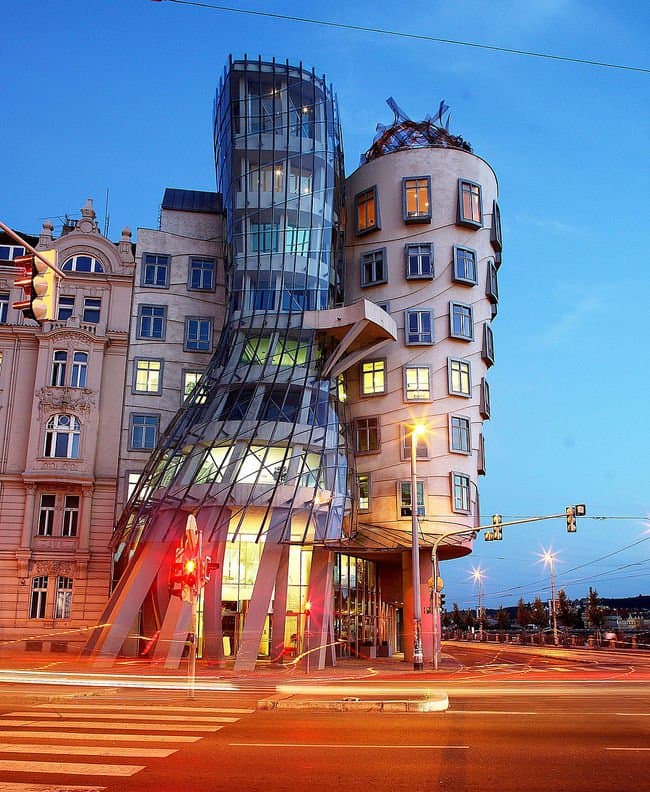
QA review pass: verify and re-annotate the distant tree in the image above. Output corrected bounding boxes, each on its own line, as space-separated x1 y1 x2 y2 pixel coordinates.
585 588 607 633
516 598 531 628
495 605 510 630
451 602 464 630
530 597 549 630
464 609 476 630
556 589 575 629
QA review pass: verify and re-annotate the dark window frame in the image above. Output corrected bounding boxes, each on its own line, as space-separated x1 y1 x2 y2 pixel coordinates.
402 176 432 224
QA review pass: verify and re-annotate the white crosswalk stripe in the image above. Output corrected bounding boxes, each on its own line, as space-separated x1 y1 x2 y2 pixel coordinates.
0 702 246 781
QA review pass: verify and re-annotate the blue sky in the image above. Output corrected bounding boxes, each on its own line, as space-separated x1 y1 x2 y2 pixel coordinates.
2 1 648 609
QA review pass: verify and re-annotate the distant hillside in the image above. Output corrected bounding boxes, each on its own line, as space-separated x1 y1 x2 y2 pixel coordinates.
493 594 650 618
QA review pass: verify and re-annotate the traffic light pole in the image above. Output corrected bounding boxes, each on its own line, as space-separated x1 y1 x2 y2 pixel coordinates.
0 221 66 278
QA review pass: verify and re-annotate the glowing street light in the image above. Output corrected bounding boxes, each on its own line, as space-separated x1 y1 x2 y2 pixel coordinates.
471 566 486 639
540 548 559 646
410 422 426 671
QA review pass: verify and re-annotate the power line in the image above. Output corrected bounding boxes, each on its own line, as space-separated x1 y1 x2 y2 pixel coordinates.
155 0 650 74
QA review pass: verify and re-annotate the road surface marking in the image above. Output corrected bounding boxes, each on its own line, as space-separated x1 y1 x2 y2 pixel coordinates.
0 760 144 776
6 711 236 723
615 713 650 716
229 743 469 749
0 720 223 731
447 710 538 715
0 743 176 758
605 747 650 752
32 703 254 714
0 730 201 742
0 784 104 791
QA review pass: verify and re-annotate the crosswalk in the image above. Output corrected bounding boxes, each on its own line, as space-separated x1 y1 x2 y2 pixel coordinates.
0 700 253 789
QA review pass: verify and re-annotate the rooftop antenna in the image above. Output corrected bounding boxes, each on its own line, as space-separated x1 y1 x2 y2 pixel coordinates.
103 188 110 238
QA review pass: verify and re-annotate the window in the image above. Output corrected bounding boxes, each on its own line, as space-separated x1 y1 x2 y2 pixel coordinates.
285 226 310 255
491 200 502 251
130 414 159 450
251 222 280 253
480 377 491 418
448 358 471 397
458 179 483 227
403 176 431 222
241 336 271 365
29 576 48 619
134 359 162 394
0 292 9 323
188 257 216 291
451 472 472 513
137 305 166 340
142 253 170 288
400 481 425 517
260 385 302 422
375 300 390 313
453 246 478 284
54 576 73 619
57 295 75 321
482 323 495 366
354 416 380 454
360 359 386 396
183 370 205 402
486 260 499 304
62 255 104 273
360 249 386 287
51 351 67 386
44 414 80 458
71 352 88 388
62 495 79 537
220 385 256 421
401 425 429 460
0 244 25 260
405 310 433 344
450 302 474 341
355 186 379 234
272 336 310 367
185 317 212 352
82 297 101 324
37 494 56 536
405 244 433 279
404 366 431 401
358 474 370 511
450 415 471 454
478 433 486 475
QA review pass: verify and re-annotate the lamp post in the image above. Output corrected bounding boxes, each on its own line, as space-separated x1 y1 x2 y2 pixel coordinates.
410 423 426 671
541 549 559 646
471 566 485 639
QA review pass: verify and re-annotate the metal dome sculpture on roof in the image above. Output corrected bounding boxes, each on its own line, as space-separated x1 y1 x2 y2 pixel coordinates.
361 97 472 164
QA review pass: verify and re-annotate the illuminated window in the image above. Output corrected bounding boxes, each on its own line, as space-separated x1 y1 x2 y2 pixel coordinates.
400 480 424 517
404 366 431 401
448 358 471 397
183 370 206 402
358 474 370 511
142 253 169 288
405 310 433 344
62 496 79 537
196 446 233 484
360 249 386 287
401 425 429 460
453 246 478 284
450 415 471 454
360 359 386 396
405 243 433 278
29 576 48 619
53 576 73 619
450 302 474 341
272 336 309 367
354 417 380 454
242 335 271 365
403 177 431 223
44 414 80 458
238 446 289 484
37 494 56 536
355 186 379 234
458 179 483 228
134 359 162 394
451 472 471 513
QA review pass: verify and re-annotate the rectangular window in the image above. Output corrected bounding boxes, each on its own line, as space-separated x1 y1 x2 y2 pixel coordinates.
405 244 433 279
82 297 101 324
261 385 302 423
451 472 472 513
251 222 280 253
458 179 483 227
450 415 471 454
142 253 170 288
453 246 478 284
405 310 433 344
400 481 425 517
62 495 79 537
486 260 499 303
220 385 256 421
360 359 386 396
37 494 56 536
54 576 73 619
134 358 162 393
482 323 495 366
130 414 159 450
354 416 380 454
450 302 474 340
358 474 370 511
478 433 486 475
70 352 88 388
251 272 276 310
57 295 75 321
0 244 25 260
0 292 9 323
449 358 471 397
403 176 431 222
401 425 429 460
183 370 205 402
185 317 212 352
51 351 67 387
137 305 167 340
29 576 48 619
491 200 502 251
285 226 310 255
355 186 379 234
360 249 386 287
188 257 216 291
404 365 431 401
480 377 491 418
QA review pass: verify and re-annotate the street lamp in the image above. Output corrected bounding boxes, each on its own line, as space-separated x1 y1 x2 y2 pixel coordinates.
471 566 485 639
541 548 559 646
410 423 426 671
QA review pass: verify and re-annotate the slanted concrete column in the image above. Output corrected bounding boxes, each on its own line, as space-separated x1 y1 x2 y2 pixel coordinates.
305 546 336 669
201 506 231 661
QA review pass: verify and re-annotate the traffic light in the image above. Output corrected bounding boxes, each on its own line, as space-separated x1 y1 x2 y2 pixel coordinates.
566 506 576 532
439 592 446 611
492 513 503 541
12 250 58 323
168 546 185 598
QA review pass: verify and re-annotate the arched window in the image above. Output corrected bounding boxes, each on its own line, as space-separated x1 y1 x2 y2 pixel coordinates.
44 414 80 459
62 254 104 273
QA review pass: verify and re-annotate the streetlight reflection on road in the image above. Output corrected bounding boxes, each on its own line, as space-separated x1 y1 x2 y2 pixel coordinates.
470 566 486 639
410 422 427 671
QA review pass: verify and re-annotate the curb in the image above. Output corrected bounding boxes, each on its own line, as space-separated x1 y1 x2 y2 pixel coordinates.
258 689 449 713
